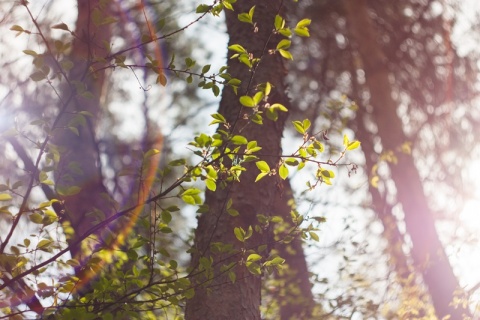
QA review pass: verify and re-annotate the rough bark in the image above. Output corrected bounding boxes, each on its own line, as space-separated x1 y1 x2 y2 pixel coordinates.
185 1 291 319
273 180 315 320
343 0 471 318
53 0 114 259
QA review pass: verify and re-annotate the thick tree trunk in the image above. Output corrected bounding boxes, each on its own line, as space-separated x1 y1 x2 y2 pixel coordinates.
185 1 291 319
53 0 113 259
273 180 315 320
343 0 470 318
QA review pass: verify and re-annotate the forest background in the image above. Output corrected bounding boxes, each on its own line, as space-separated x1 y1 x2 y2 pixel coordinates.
0 0 480 319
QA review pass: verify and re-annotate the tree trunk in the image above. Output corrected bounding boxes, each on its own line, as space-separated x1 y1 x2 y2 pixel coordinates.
185 1 291 318
273 180 315 320
343 0 470 318
53 0 114 259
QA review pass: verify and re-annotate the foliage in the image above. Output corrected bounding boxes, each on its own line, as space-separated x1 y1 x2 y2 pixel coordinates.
0 0 361 319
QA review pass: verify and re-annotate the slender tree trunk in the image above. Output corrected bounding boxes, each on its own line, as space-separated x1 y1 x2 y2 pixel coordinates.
53 0 114 259
343 0 470 318
185 1 291 318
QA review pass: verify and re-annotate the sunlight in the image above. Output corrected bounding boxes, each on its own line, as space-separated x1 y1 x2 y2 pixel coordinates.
455 161 480 292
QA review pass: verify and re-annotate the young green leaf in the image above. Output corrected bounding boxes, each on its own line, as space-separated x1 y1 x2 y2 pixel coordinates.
274 15 285 30
0 193 12 201
205 179 216 191
231 135 248 145
256 161 270 172
255 172 268 182
279 49 293 60
228 44 247 53
276 39 291 50
347 140 361 150
292 120 305 134
238 13 252 24
343 134 349 147
196 4 212 13
247 253 262 263
239 95 255 107
296 18 312 28
253 92 264 105
234 227 245 242
279 164 289 180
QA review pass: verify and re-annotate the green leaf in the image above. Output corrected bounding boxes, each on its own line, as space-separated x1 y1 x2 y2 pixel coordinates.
228 44 247 53
0 193 12 201
266 257 285 266
10 25 24 32
271 103 288 112
343 134 349 147
264 82 272 96
292 120 305 134
285 158 299 166
201 64 211 74
256 161 270 172
223 1 234 10
182 188 201 196
205 179 216 191
182 195 195 205
185 57 196 68
274 15 285 30
320 169 335 179
213 85 220 97
37 239 52 249
239 95 255 107
234 227 245 242
279 28 292 37
206 165 218 179
228 271 236 283
23 49 38 56
248 5 256 19
309 231 319 242
278 49 293 60
247 263 262 275
30 71 46 81
296 18 312 28
51 23 69 31
279 164 288 180
276 39 291 50
238 13 252 24
294 27 310 37
255 172 268 182
161 210 172 224
209 113 226 125
314 141 324 152
247 253 262 263
347 140 361 150
29 212 43 224
253 92 264 105
231 135 248 145
227 208 239 217
303 119 311 131
196 4 212 13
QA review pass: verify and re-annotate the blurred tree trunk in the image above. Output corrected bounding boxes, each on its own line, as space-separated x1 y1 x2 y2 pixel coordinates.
53 0 114 260
343 0 470 318
185 1 293 318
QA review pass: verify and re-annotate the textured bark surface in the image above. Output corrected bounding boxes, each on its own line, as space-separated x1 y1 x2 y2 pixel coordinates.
53 0 114 259
185 1 290 319
273 180 315 320
343 0 470 318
